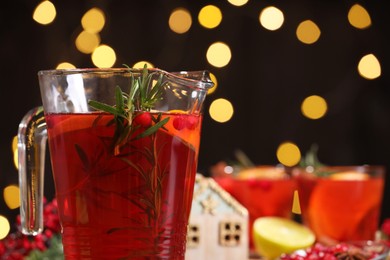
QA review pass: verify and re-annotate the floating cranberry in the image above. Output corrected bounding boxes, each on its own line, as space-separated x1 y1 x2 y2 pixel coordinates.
186 115 199 130
247 179 272 190
247 178 258 188
258 180 272 191
173 116 186 130
134 112 152 127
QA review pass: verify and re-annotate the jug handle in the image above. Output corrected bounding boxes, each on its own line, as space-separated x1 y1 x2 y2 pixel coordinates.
18 106 47 235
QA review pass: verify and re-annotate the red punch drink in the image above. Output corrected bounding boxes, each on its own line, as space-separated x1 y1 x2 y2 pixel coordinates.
214 166 296 252
293 166 385 243
18 68 213 259
46 112 201 259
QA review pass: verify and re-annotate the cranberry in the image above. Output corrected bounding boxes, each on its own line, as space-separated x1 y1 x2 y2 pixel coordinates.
247 178 258 188
134 112 152 127
173 116 186 130
381 218 390 236
45 215 60 231
322 253 337 260
44 229 53 239
51 198 58 207
333 243 349 253
5 237 17 250
247 179 272 190
15 215 21 225
8 252 24 260
258 180 272 190
0 242 6 255
186 115 199 130
22 237 31 251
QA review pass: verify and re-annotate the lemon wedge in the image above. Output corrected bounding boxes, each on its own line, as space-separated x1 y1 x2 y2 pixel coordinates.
253 217 315 259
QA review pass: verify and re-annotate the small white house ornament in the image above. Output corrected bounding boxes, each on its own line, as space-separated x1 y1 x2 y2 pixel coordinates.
186 174 249 260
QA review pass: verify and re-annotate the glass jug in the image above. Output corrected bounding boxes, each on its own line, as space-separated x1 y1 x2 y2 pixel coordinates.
18 67 213 259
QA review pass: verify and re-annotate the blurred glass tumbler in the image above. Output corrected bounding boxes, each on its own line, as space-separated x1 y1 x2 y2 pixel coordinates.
213 165 297 251
17 68 213 259
293 165 385 243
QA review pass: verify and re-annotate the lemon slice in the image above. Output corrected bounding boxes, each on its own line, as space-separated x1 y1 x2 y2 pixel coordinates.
237 166 287 180
253 217 315 259
329 171 369 180
168 109 187 114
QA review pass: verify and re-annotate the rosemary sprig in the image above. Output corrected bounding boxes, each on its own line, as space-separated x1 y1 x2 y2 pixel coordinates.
88 64 169 154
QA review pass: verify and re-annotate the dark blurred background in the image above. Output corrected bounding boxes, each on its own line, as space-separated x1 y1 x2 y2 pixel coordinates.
0 0 389 234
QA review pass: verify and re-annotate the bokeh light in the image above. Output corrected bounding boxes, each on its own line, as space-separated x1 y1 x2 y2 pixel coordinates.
169 8 192 34
3 185 20 210
13 150 18 170
209 98 234 123
206 42 232 68
56 62 76 69
259 6 284 31
207 73 218 95
276 142 301 167
81 8 106 33
348 4 371 29
91 45 116 68
198 5 222 29
132 61 154 68
227 0 249 7
32 0 56 25
12 135 18 169
0 215 10 240
75 30 101 54
296 20 321 44
301 95 328 120
358 54 381 80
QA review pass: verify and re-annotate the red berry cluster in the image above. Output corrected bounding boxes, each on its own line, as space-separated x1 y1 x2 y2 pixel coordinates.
133 112 199 131
172 115 199 131
0 198 61 259
279 242 387 260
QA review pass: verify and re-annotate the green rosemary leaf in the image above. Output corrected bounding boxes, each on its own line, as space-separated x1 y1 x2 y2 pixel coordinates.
115 86 125 113
140 198 156 212
140 65 149 103
153 113 168 131
123 64 139 112
133 117 169 140
116 125 133 147
120 157 144 176
88 100 124 118
147 74 164 102
128 75 138 112
75 144 90 171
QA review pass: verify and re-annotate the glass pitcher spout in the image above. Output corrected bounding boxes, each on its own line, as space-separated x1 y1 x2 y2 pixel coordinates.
166 69 214 89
